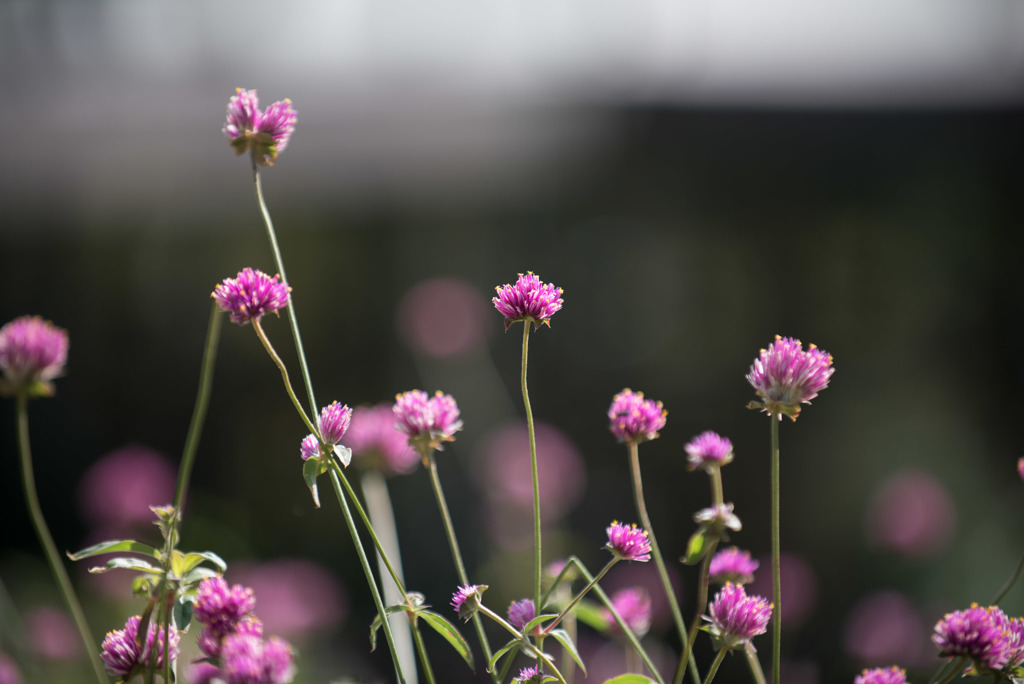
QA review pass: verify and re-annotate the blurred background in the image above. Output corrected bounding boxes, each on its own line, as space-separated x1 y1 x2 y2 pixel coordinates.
2 1 1024 682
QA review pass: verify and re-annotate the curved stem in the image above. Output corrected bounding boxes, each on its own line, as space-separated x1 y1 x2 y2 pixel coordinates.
328 469 406 683
409 619 436 684
770 418 781 684
679 537 720 683
15 395 108 684
545 558 617 633
991 553 1024 604
251 154 317 420
931 656 968 684
743 643 766 684
250 319 316 436
702 649 728 684
519 323 543 609
423 452 497 682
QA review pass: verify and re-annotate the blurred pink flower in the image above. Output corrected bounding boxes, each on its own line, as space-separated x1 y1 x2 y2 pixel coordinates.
843 591 927 667
397 278 491 358
230 559 346 637
25 607 81 660
76 444 176 535
346 403 419 475
748 552 817 626
475 421 584 520
864 469 955 557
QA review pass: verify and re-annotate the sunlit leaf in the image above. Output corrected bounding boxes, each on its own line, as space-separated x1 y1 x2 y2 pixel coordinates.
602 675 655 684
67 539 160 561
683 529 708 565
88 557 159 574
419 610 474 670
369 605 412 652
548 628 586 675
486 638 519 674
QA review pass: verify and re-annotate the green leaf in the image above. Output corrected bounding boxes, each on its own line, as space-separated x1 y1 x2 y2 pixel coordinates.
88 557 159 574
521 613 558 634
174 596 194 631
132 574 158 597
183 566 222 587
419 610 474 670
369 605 413 652
333 445 353 468
486 638 519 674
303 457 321 508
602 676 655 684
683 529 708 565
571 600 610 632
547 628 586 675
67 539 160 561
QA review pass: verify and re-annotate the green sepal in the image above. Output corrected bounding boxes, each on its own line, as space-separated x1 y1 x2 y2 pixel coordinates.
547 628 585 675
88 556 159 574
571 600 610 632
333 445 352 468
683 528 708 565
602 675 656 684
302 457 321 509
174 595 194 632
486 638 519 674
419 610 474 670
369 605 412 652
67 539 160 561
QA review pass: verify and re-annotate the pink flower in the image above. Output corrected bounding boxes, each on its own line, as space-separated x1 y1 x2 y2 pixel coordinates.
0 316 68 397
684 431 734 471
709 547 759 585
746 335 834 421
602 587 652 637
854 666 908 684
605 521 651 562
224 89 297 166
608 389 667 444
394 390 463 452
345 404 419 475
705 583 772 650
212 268 290 325
492 272 564 331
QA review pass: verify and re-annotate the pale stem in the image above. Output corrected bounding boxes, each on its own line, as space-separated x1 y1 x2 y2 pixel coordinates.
250 318 316 436
702 649 728 684
519 322 543 609
744 643 767 684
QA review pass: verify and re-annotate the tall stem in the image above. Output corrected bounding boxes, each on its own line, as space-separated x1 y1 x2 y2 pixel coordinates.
250 319 316 435
545 558 617 633
770 417 781 684
423 453 497 683
701 649 728 684
15 396 108 684
328 470 406 683
744 643 767 684
519 323 543 609
251 155 317 420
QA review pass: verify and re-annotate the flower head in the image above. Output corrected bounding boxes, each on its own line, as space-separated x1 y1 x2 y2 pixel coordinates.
854 666 908 684
694 503 743 536
220 632 295 684
608 389 667 444
224 88 297 166
99 615 180 679
451 584 487 622
709 547 759 585
492 272 564 331
605 521 652 562
212 268 290 325
746 335 834 421
299 434 320 462
507 599 536 632
704 583 773 651
932 603 1012 671
602 587 652 637
317 401 352 445
344 404 419 475
394 390 464 453
515 666 549 683
684 431 734 471
194 577 257 641
0 316 68 398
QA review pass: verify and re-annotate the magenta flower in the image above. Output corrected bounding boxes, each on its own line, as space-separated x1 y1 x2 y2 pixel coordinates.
0 316 68 398
317 401 352 445
344 404 419 475
492 272 564 331
605 521 652 562
932 604 1012 671
220 633 295 684
299 434 319 462
608 389 667 444
746 335 834 421
99 615 180 679
212 268 291 325
194 577 256 645
1018 457 1024 483
507 599 537 632
602 587 652 637
198 618 264 661
709 547 759 585
854 666 908 684
684 431 734 471
451 584 487 622
705 583 773 651
515 666 546 683
394 390 464 452
0 654 20 684
224 88 297 167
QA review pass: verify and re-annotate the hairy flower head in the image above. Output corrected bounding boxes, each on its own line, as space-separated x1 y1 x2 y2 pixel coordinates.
685 431 734 471
746 335 834 421
0 316 68 397
492 272 564 331
854 666 908 684
704 583 773 651
605 521 652 562
212 268 291 325
709 547 759 585
608 389 667 444
224 88 297 166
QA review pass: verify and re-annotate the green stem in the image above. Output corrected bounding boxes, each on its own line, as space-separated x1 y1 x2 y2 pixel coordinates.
702 649 728 684
250 319 316 435
990 553 1024 604
546 558 617 633
519 323 543 609
476 606 567 684
328 470 406 683
423 452 498 682
251 153 317 420
770 418 781 684
743 643 766 684
15 395 108 684
931 656 968 684
410 618 436 684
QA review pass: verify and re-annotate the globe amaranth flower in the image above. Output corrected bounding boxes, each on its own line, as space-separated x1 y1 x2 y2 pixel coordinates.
709 546 759 586
854 666 908 684
451 584 487 622
704 583 772 651
602 587 652 637
299 434 320 462
492 272 564 331
990 610 1024 670
0 316 68 398
99 615 181 679
194 577 256 653
224 88 297 166
394 389 464 453
746 335 834 421
198 618 263 660
316 401 352 445
694 503 742 536
220 632 295 684
608 389 667 444
684 431 734 471
932 603 1013 671
605 521 652 562
507 598 537 632
515 665 552 684
212 268 291 325
344 403 419 475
